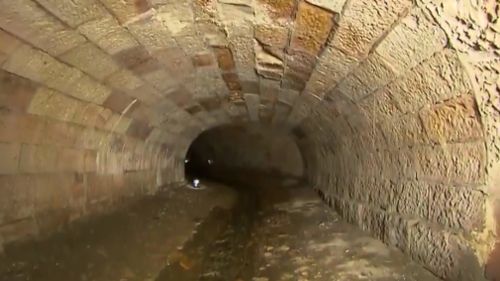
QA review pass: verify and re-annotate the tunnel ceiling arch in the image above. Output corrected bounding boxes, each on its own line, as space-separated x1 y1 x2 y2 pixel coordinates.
0 0 499 280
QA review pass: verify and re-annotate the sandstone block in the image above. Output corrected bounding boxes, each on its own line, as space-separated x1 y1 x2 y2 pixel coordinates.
35 0 106 27
60 42 120 81
0 0 86 56
332 0 412 58
375 9 447 75
387 50 472 114
78 16 139 55
420 94 483 144
428 184 485 232
28 88 80 123
99 0 150 24
4 45 83 95
0 143 21 174
290 1 334 55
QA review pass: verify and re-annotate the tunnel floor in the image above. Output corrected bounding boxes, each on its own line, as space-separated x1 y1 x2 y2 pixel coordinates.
0 176 441 281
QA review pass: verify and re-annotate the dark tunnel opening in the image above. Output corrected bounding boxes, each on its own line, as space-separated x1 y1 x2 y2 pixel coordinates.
183 123 307 188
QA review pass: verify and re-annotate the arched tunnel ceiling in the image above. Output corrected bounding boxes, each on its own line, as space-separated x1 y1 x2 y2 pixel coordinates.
0 0 498 157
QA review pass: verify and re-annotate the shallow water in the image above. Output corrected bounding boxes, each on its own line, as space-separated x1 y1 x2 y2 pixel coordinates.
0 177 441 281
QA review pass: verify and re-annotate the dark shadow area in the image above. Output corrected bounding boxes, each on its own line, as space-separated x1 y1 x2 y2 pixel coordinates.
184 123 306 187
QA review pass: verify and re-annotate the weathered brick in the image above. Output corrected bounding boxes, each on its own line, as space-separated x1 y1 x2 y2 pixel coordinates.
222 73 242 91
213 47 236 71
393 180 430 219
128 84 162 105
255 25 289 48
192 52 215 67
255 43 284 80
256 0 295 19
142 69 177 91
0 71 37 113
244 93 260 121
99 0 151 23
0 175 36 224
78 16 139 55
383 213 409 252
387 50 472 114
103 92 138 113
0 29 21 65
105 69 144 92
375 9 447 74
40 120 79 148
408 223 484 280
0 143 21 174
0 0 86 56
104 114 132 134
3 45 83 95
305 0 346 13
412 142 486 184
334 74 370 102
60 42 120 81
420 95 483 144
156 3 196 37
71 75 112 104
332 0 412 58
351 52 399 95
381 114 428 147
0 113 45 144
19 144 58 173
0 218 38 244
127 119 153 140
290 1 334 54
126 11 176 52
278 89 299 106
428 184 486 232
72 103 105 128
305 46 358 98
408 223 455 279
272 102 291 124
446 142 487 185
217 1 254 38
84 150 98 172
35 0 107 27
176 35 206 56
229 36 255 69
357 88 402 123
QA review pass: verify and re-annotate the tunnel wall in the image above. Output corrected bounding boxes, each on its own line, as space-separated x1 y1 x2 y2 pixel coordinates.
0 39 183 250
188 124 304 178
289 1 499 280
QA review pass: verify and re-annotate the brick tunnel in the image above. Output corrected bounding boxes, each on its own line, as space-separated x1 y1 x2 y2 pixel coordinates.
0 0 499 280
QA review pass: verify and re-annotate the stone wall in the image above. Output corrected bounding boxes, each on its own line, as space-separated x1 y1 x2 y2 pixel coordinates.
188 124 304 178
293 1 499 280
0 66 183 251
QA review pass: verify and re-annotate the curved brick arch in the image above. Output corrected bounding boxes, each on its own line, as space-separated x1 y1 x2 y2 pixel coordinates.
0 0 498 280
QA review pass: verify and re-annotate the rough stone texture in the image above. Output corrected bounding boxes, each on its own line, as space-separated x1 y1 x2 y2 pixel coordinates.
0 1 498 280
331 0 413 58
0 0 86 56
59 42 120 81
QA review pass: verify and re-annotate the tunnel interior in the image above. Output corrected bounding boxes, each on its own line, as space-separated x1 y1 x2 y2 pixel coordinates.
0 0 498 280
184 123 305 185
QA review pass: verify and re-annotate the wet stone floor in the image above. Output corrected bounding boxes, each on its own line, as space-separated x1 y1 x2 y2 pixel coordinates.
0 177 442 281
